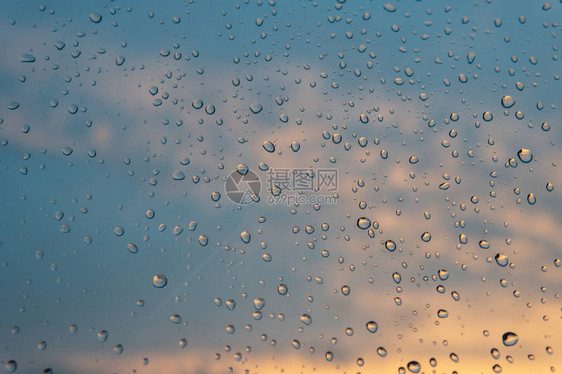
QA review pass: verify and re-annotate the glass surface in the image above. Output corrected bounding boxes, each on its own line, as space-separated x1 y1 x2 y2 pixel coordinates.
1 1 560 373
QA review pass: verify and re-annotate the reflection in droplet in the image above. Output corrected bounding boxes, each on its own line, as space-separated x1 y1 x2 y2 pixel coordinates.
502 332 519 346
366 321 378 333
495 253 509 267
152 274 167 288
4 360 17 373
357 217 371 230
249 103 263 114
298 314 312 327
407 361 421 373
517 149 533 163
97 330 109 342
385 240 396 252
501 95 515 108
240 230 251 243
89 12 102 23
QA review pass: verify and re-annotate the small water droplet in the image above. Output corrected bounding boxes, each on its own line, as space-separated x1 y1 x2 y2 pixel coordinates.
97 330 109 342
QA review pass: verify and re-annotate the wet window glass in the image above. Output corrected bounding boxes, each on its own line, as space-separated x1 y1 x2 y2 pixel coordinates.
1 0 561 373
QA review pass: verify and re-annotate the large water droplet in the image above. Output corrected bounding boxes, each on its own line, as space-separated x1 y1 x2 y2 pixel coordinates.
357 217 371 230
517 149 533 163
4 360 17 372
152 274 167 288
89 12 102 23
21 54 36 63
97 330 109 342
407 361 421 373
502 332 519 346
385 240 396 252
300 314 312 325
240 230 251 243
501 95 515 108
262 141 275 153
366 321 378 333
249 103 263 114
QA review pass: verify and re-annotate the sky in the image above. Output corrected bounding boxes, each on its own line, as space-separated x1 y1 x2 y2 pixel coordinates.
0 0 561 373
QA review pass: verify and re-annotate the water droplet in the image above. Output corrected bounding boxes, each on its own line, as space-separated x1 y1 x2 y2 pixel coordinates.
502 332 519 346
97 330 109 342
253 297 265 310
385 240 396 252
126 243 138 254
89 12 102 23
226 299 236 310
240 230 251 243
278 284 288 295
262 141 275 153
172 170 185 180
236 164 249 175
501 95 515 108
357 217 371 229
7 102 19 110
4 360 17 372
495 253 509 267
383 3 396 12
113 344 123 355
421 232 431 242
300 314 312 325
152 274 167 288
291 142 301 152
62 146 73 156
191 99 203 109
407 361 421 373
517 149 533 163
366 321 378 333
114 226 124 236
249 103 263 114
21 54 36 63
198 235 208 246
438 269 449 280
